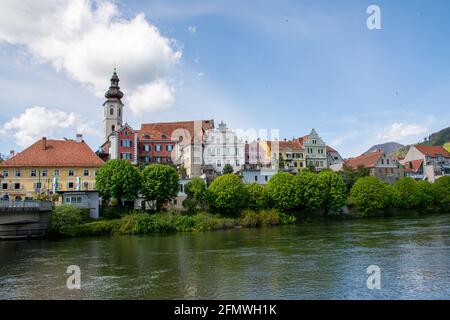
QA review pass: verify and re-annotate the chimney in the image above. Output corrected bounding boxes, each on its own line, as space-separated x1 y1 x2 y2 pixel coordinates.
9 150 15 157
41 137 47 150
76 134 83 143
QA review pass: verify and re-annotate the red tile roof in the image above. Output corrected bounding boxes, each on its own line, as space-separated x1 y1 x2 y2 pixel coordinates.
403 159 423 173
415 145 450 157
326 146 337 153
0 138 104 168
345 151 383 169
140 120 214 142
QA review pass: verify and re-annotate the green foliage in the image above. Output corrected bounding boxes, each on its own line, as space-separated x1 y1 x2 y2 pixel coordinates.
222 164 234 175
190 212 236 231
279 212 297 225
95 159 141 203
240 210 260 227
259 209 280 226
245 183 269 210
432 176 450 210
293 169 315 208
350 177 391 215
267 172 300 211
183 177 208 213
392 177 421 209
207 174 245 213
140 164 179 210
50 204 84 236
340 164 371 189
240 209 290 227
416 180 435 209
75 220 117 236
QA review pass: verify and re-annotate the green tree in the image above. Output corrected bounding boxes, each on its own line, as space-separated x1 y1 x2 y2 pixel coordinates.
392 177 421 209
245 183 270 210
183 177 208 213
267 172 300 211
416 180 434 209
278 153 286 171
349 176 391 215
432 176 450 210
340 164 371 190
96 159 141 206
50 204 83 236
141 164 179 210
293 168 315 208
222 164 234 175
208 174 245 213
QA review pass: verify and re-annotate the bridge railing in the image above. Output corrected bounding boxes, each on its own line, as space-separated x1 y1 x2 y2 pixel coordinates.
0 200 53 212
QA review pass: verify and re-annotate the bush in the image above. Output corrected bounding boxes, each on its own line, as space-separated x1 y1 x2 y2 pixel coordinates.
392 177 421 209
433 176 450 210
76 220 117 236
279 212 297 225
174 214 196 232
183 177 208 213
240 210 259 227
267 172 300 211
349 177 392 215
207 174 245 213
416 180 434 209
259 209 280 226
191 212 236 231
50 204 84 236
245 183 270 210
293 169 315 208
305 170 347 214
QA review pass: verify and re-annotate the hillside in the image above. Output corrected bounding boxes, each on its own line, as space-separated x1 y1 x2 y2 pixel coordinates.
365 142 404 155
391 126 450 159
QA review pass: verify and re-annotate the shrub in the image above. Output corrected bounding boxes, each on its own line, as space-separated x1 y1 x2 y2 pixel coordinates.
433 176 450 210
349 176 391 215
183 177 208 213
192 212 236 231
279 212 297 225
267 172 300 211
259 209 280 226
245 183 270 210
305 170 347 214
76 220 117 236
416 180 434 209
207 174 245 213
240 210 259 227
50 204 84 236
392 177 421 209
174 214 196 232
293 169 315 208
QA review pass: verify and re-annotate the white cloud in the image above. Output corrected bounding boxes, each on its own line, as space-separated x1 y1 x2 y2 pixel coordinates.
0 0 181 115
377 122 428 142
0 106 100 147
188 26 197 34
128 80 174 115
197 72 205 77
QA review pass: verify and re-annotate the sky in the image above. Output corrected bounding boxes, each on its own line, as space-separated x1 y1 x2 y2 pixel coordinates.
0 0 449 158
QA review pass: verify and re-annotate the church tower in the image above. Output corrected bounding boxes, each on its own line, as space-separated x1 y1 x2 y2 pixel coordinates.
103 69 124 142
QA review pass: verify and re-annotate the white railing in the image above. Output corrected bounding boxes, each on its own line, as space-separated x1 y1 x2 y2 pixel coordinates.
0 200 53 211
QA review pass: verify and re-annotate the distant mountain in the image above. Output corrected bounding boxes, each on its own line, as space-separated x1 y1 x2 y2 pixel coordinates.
392 126 450 159
365 142 404 155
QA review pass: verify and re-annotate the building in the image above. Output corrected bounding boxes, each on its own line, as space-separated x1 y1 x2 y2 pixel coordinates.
60 190 100 219
402 159 425 180
345 150 402 183
402 145 450 182
0 135 104 200
296 129 328 171
279 140 305 172
203 121 245 174
327 146 344 167
98 70 216 178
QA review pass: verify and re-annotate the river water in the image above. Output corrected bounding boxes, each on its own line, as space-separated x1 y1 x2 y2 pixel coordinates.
0 214 449 299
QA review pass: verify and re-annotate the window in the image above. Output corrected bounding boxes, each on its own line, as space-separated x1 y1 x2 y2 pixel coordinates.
54 169 60 177
15 170 21 177
312 139 317 144
121 140 132 147
179 184 184 192
254 175 258 182
34 182 42 190
381 159 384 165
2 183 8 190
68 182 74 189
30 170 37 177
83 182 89 190
265 176 268 182
387 159 390 165
42 170 48 177
66 196 82 204
121 153 132 160
14 183 20 190
300 162 304 167
166 145 173 152
124 130 129 136
68 169 75 177
144 145 151 152
84 169 89 177
144 156 150 163
112 125 115 132
110 107 114 115
2 170 8 177
155 144 162 152
155 157 161 163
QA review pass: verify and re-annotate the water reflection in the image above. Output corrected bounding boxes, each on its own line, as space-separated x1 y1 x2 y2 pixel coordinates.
0 214 449 299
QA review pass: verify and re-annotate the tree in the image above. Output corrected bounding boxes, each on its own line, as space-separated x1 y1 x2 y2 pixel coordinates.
183 177 208 213
267 172 300 211
392 177 421 209
432 176 450 211
416 180 434 209
207 174 245 213
340 164 371 190
141 164 179 210
96 159 141 206
278 153 286 171
245 183 269 210
293 168 315 208
50 204 83 236
305 170 347 214
222 164 234 175
349 176 391 215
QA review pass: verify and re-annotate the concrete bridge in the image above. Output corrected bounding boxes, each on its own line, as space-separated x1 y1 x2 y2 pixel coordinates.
0 200 53 240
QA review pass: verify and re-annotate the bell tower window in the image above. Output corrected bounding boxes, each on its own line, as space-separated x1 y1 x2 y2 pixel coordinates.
112 125 115 132
110 107 114 116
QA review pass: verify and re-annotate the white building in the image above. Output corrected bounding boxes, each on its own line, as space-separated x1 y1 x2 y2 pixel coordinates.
203 121 245 174
402 145 450 182
299 129 328 171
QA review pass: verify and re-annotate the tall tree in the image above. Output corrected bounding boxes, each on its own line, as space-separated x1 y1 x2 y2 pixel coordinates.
141 164 179 210
222 164 234 175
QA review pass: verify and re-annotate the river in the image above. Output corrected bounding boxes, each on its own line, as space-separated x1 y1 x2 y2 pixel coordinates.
0 213 449 299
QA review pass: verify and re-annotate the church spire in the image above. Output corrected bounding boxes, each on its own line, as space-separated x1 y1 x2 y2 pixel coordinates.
105 68 124 100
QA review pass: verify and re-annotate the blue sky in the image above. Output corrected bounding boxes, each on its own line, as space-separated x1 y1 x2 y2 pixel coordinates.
0 0 449 158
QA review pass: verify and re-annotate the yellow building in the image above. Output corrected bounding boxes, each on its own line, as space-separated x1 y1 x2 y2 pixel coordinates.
0 135 104 200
